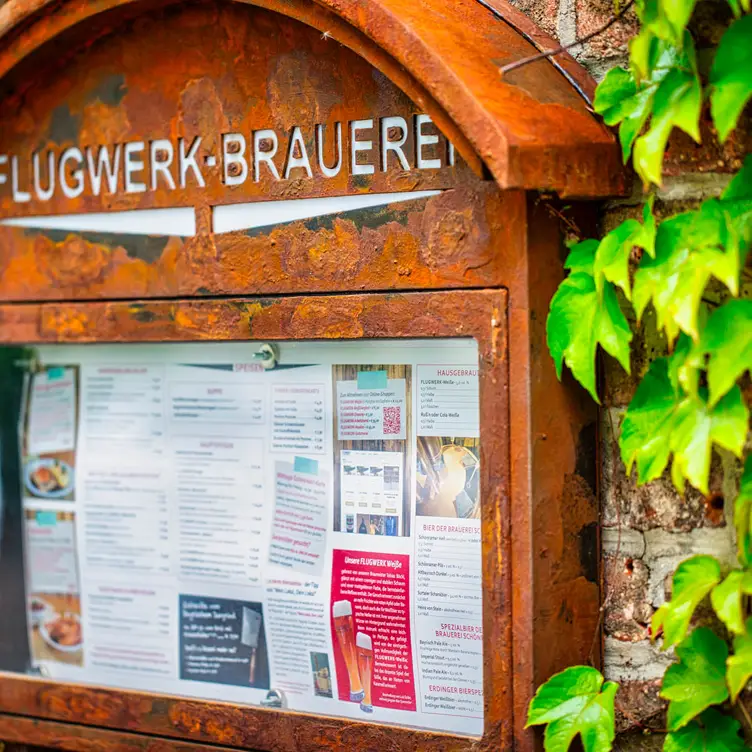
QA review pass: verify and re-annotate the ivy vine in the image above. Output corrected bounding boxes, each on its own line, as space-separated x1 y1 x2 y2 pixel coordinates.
526 0 752 747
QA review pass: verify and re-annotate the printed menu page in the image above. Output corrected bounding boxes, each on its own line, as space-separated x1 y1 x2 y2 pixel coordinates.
19 341 482 736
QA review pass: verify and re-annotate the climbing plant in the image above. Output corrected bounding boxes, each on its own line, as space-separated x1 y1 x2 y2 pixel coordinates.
525 0 752 748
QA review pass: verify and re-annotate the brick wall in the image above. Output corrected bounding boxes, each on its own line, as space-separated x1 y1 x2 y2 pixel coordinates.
503 0 751 747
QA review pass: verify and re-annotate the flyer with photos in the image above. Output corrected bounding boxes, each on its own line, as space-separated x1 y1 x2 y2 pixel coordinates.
19 341 482 736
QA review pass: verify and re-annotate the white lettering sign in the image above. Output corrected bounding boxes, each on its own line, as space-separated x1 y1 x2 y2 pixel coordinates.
0 115 454 204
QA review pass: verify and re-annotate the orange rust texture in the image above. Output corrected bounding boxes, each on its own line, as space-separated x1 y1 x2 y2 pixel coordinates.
0 0 625 197
500 197 600 752
526 200 600 689
478 0 597 104
0 186 518 301
0 290 512 752
0 0 472 220
0 680 490 752
0 289 502 343
0 2 608 749
0 714 233 752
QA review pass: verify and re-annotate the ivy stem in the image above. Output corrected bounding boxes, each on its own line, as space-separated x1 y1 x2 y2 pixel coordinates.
498 0 635 76
738 697 752 734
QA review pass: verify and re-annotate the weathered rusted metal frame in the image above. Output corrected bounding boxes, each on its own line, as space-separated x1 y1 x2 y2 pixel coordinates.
0 187 521 303
0 194 600 752
0 714 235 752
0 288 512 752
0 0 607 746
0 0 626 197
474 0 597 105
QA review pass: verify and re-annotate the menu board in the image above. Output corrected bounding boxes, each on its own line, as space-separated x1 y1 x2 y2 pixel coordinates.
18 340 482 736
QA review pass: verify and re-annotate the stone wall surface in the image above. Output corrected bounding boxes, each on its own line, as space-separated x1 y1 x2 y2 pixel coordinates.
503 0 751 745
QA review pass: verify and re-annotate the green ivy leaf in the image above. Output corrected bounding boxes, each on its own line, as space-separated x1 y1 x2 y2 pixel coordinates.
634 0 695 47
594 221 641 299
722 154 752 201
641 195 657 258
633 214 690 342
727 618 752 702
659 0 698 44
681 199 749 300
594 66 637 115
620 357 678 483
619 351 747 493
633 33 701 186
668 333 702 398
661 627 729 731
724 0 750 16
633 202 746 343
669 387 749 493
564 239 599 276
634 0 698 47
710 15 752 143
651 556 721 649
664 709 745 751
710 571 749 636
526 666 617 752
699 300 752 406
595 39 691 165
595 66 655 162
726 0 742 16
629 28 656 81
734 455 752 567
593 203 657 300
547 273 632 402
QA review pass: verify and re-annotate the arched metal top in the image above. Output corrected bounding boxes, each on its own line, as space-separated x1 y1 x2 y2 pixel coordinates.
0 0 626 197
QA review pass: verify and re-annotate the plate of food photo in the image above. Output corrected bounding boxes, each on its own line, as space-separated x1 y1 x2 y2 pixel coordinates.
39 612 83 653
28 596 54 627
24 458 74 498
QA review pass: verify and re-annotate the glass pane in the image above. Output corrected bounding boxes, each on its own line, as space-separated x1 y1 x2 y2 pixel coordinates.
0 339 482 736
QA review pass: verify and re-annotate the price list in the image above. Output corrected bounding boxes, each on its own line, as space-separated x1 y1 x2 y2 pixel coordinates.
271 383 326 453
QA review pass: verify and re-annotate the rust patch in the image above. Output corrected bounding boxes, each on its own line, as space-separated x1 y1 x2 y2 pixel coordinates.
0 186 517 302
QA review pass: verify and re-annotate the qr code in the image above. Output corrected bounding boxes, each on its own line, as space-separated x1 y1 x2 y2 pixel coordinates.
383 405 401 435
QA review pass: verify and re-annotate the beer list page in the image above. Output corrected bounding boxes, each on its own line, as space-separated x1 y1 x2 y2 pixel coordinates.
20 341 483 736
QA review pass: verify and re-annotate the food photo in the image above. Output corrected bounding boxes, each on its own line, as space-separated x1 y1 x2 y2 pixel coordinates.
24 458 75 500
28 593 84 666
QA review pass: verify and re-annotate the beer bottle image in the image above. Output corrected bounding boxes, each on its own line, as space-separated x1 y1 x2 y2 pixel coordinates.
356 632 373 713
332 600 364 701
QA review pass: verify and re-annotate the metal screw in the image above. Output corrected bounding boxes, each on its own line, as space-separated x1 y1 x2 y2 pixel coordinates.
252 343 278 370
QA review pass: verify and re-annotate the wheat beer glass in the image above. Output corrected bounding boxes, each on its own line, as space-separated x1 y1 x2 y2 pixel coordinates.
356 632 373 712
332 600 364 701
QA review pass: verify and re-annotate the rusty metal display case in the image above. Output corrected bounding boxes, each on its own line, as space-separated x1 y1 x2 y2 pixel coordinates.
0 0 625 750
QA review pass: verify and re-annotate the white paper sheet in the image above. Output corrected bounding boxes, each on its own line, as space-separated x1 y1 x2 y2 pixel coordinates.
20 342 483 737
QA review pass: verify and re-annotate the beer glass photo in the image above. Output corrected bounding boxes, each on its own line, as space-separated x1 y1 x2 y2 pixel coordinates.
332 600 364 701
356 632 373 713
